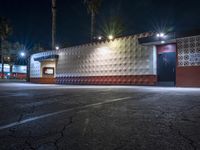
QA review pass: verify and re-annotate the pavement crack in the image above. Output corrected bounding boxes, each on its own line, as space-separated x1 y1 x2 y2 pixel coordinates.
17 106 36 122
18 114 24 122
54 116 73 150
25 140 36 150
177 129 197 150
185 104 200 112
169 121 197 150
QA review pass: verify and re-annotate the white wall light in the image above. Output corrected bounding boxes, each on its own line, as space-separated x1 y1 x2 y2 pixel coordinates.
156 33 165 38
98 36 102 40
161 41 165 44
108 35 114 40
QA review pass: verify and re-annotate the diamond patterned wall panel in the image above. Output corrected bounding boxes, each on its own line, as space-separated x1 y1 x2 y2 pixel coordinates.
177 35 200 66
30 51 58 78
30 53 41 78
30 33 157 85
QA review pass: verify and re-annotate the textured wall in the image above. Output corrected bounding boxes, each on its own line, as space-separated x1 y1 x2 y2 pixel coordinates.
30 51 57 78
56 35 156 77
176 35 200 87
30 54 42 78
30 33 157 85
30 78 56 84
177 35 200 66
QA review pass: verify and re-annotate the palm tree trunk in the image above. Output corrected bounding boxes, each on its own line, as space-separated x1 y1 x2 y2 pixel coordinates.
91 11 95 41
10 63 12 79
0 39 4 79
1 59 3 79
52 0 56 50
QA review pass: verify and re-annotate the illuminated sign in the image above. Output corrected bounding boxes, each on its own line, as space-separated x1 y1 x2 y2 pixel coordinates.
13 65 27 73
0 64 10 72
43 67 54 75
157 44 176 54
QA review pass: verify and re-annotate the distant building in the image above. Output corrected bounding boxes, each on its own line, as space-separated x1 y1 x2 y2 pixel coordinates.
30 32 200 87
0 64 27 79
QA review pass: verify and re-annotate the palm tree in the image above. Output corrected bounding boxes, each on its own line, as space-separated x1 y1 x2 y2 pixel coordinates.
84 0 102 41
52 0 56 49
0 17 12 79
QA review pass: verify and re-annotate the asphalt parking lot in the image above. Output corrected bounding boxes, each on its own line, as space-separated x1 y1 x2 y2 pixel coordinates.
0 82 200 150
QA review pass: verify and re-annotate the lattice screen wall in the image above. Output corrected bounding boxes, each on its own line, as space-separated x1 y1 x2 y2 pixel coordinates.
177 35 200 66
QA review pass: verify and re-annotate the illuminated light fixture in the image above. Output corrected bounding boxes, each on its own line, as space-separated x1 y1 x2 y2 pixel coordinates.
55 46 59 50
156 33 165 38
20 52 25 57
161 41 165 44
98 36 102 40
108 35 114 40
160 33 164 37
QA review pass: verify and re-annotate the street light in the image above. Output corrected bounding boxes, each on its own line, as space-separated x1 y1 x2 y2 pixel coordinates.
55 46 59 50
19 51 30 82
20 52 26 57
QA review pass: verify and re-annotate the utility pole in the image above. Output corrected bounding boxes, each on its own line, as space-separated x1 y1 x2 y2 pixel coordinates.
52 0 56 50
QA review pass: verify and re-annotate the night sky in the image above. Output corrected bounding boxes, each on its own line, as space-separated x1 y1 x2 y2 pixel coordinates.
0 0 199 49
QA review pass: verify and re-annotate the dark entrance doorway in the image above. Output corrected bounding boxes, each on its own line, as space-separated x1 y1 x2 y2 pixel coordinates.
157 44 176 86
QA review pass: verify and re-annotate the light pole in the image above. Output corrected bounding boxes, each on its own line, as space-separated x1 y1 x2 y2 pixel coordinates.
0 40 4 79
19 51 30 82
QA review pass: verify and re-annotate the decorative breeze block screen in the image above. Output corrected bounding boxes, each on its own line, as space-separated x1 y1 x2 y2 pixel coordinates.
177 35 200 66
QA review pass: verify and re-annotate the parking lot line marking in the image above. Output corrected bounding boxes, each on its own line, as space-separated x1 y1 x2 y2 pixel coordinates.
0 97 131 130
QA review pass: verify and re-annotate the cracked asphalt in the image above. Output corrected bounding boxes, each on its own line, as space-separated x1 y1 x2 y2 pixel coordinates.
0 82 200 150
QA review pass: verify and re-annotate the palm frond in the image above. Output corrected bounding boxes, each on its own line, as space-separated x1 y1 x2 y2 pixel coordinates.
0 17 12 40
84 0 102 14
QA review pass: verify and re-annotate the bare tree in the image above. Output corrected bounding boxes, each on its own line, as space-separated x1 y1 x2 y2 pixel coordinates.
0 17 12 79
52 0 56 49
84 0 102 41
